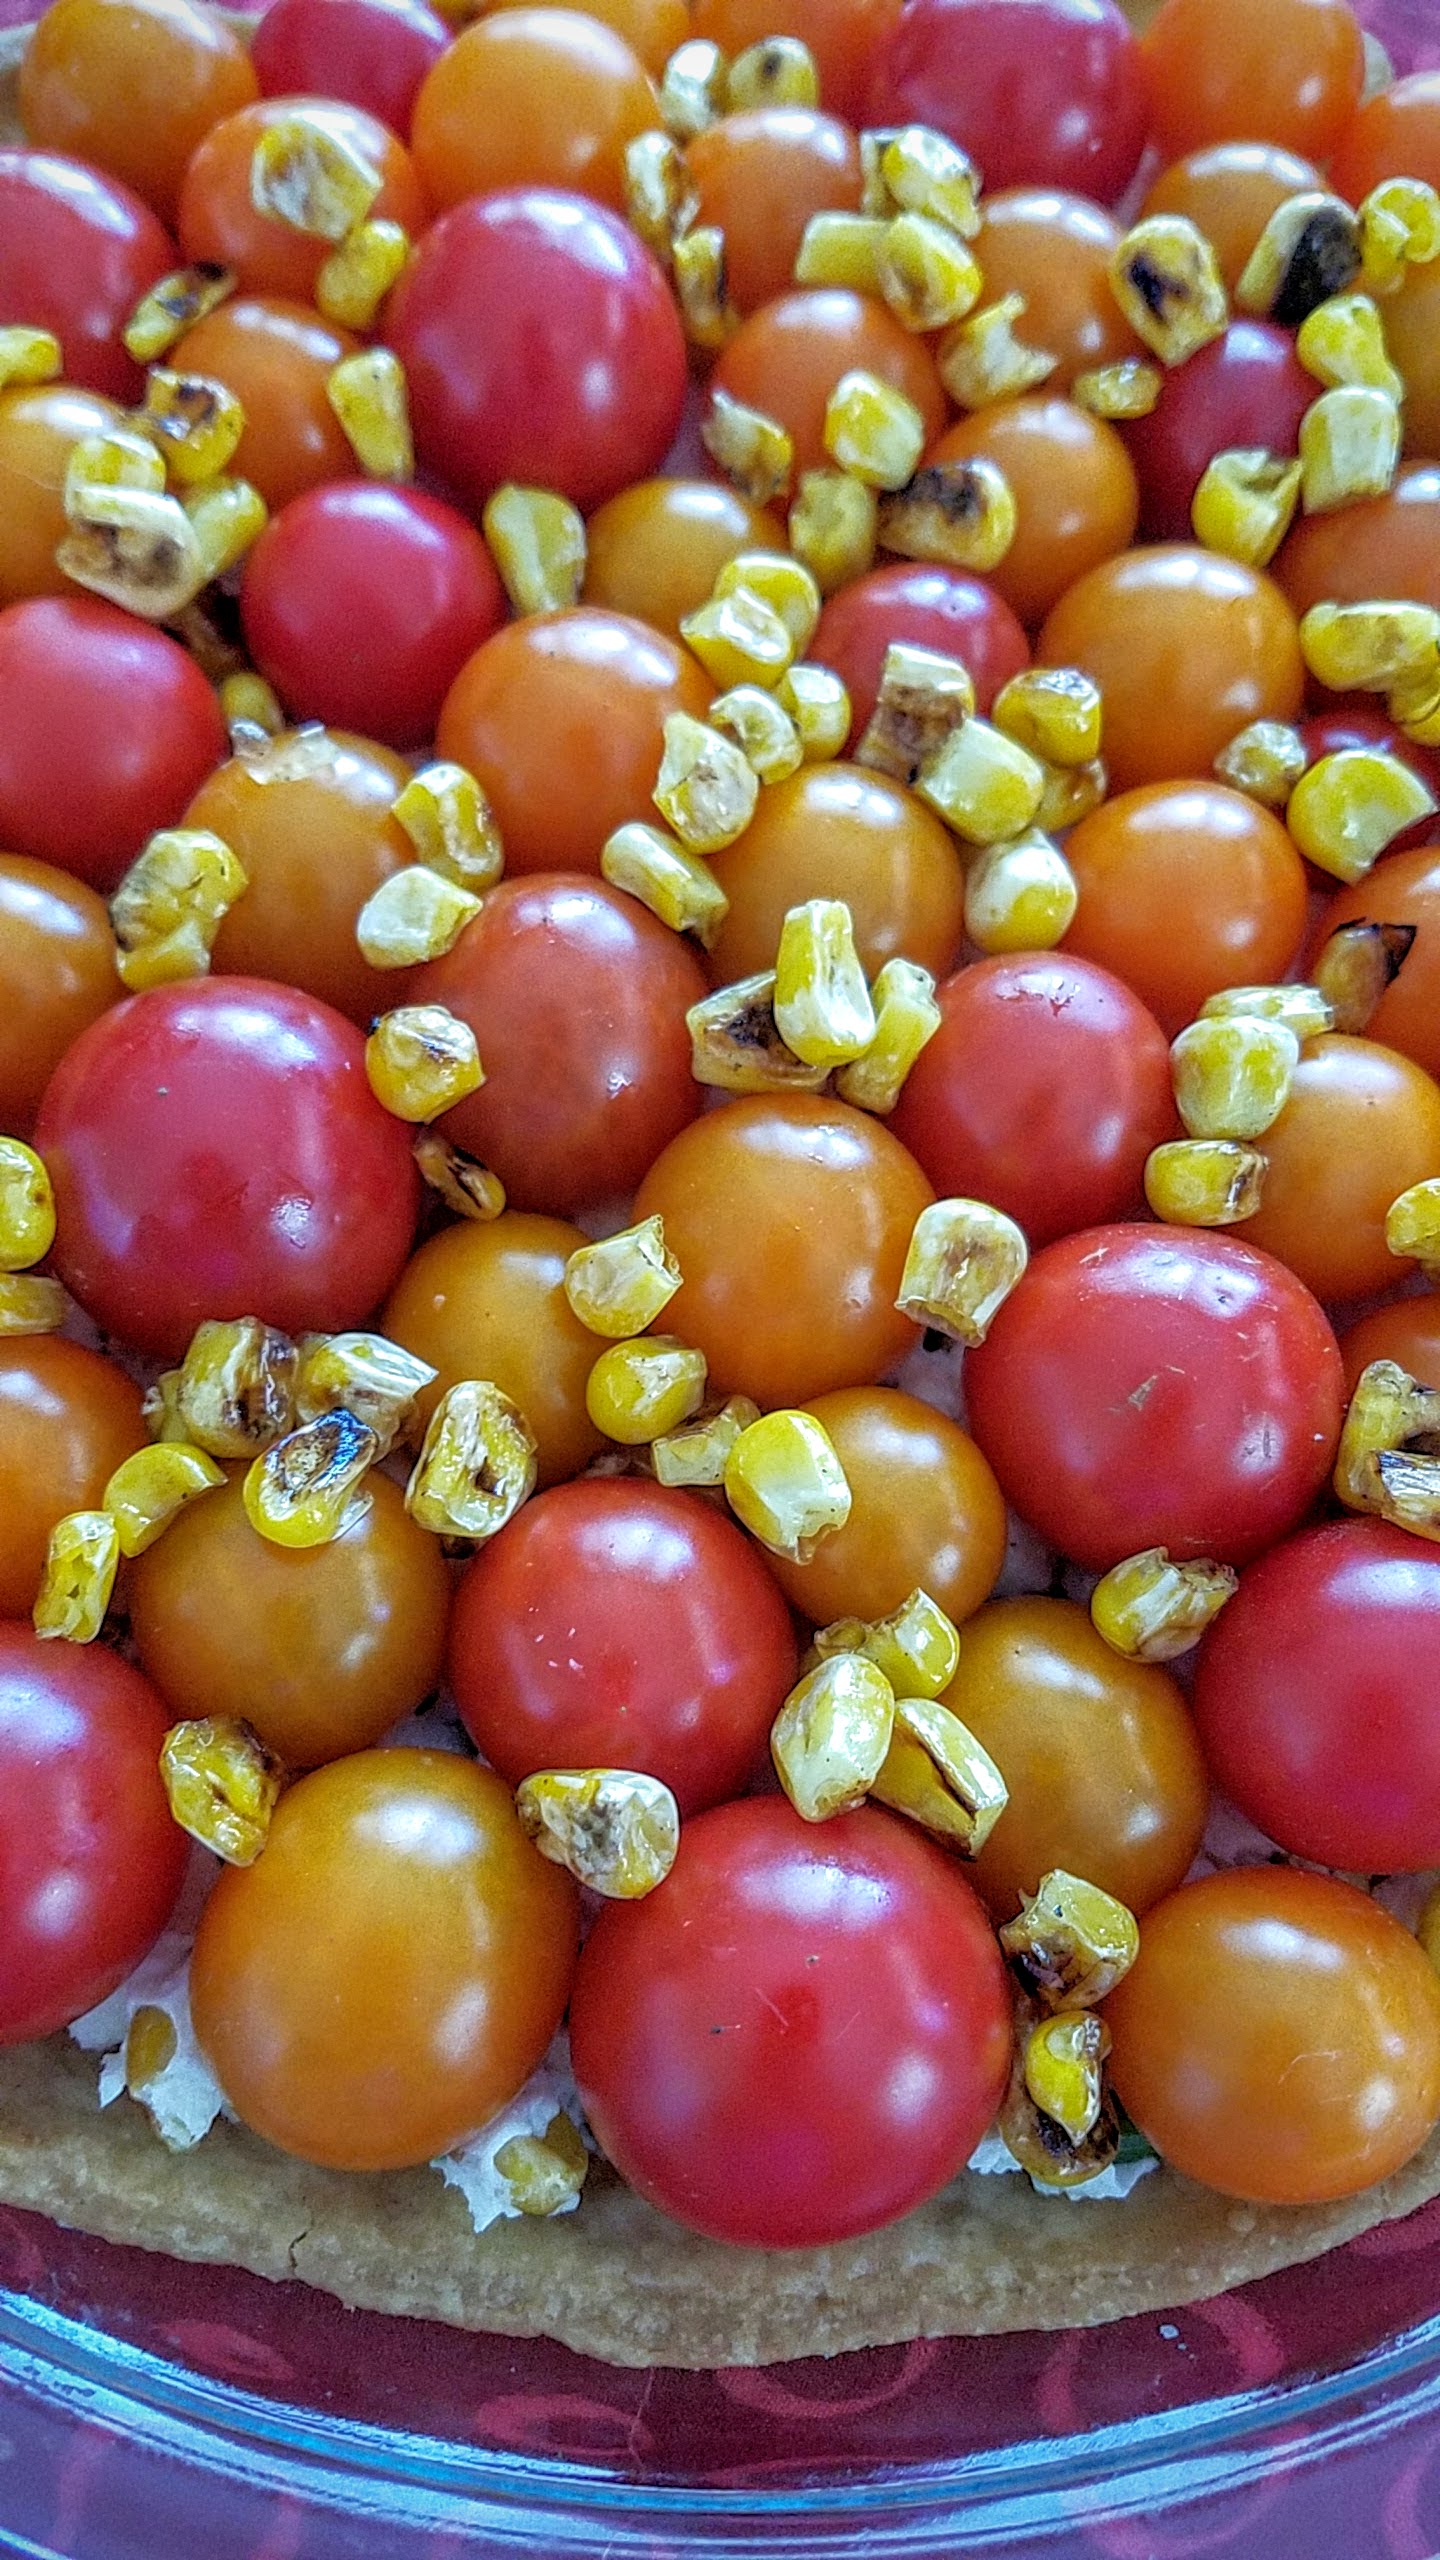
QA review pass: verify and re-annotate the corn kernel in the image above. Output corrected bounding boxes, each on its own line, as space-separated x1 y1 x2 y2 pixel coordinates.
770 1653 896 1822
314 217 410 331
1192 446 1301 569
1072 358 1162 419
601 819 730 943
110 827 247 989
1213 719 1309 806
327 347 412 480
813 1585 960 1700
871 1694 1008 1854
406 1379 537 1540
1313 918 1417 1034
392 760 504 893
835 956 941 1113
0 325 60 388
1386 1178 1440 1274
366 1004 483 1121
123 263 235 363
355 866 481 968
1002 1869 1139 2010
586 1334 707 1444
679 585 794 690
1035 756 1108 832
700 386 793 505
991 667 1102 770
494 2113 589 2216
1295 291 1403 400
1236 191 1361 323
564 1216 681 1340
877 210 983 331
1287 746 1435 883
480 483 585 616
1390 659 1440 747
1299 598 1440 694
658 35 727 138
1023 2009 1110 2147
413 1130 506 1222
624 130 696 267
673 224 739 353
1000 2035 1122 2187
1144 1138 1267 1226
1335 1359 1440 1527
654 711 760 853
896 1196 1028 1346
58 486 205 621
0 1138 55 1273
1170 1014 1299 1140
139 368 244 484
874 125 982 237
180 473 268 584
293 1330 436 1455
103 1442 225 1556
726 33 817 108
937 293 1057 405
773 897 875 1068
1358 177 1440 294
33 1509 120 1642
724 1407 851 1561
778 661 851 759
789 467 878 593
1090 1546 1237 1663
855 641 974 785
708 685 803 784
249 110 381 239
177 1318 296 1458
124 2005 178 2099
1109 215 1228 364
233 722 336 785
242 1410 378 1548
877 456 1016 576
1199 981 1335 1040
651 1393 760 1488
964 829 1078 955
916 715 1046 845
160 1716 282 1864
220 671 284 751
0 1272 68 1334
64 423 166 510
793 209 888 293
713 549 821 654
1300 384 1400 514
517 1767 680 1896
686 970 828 1094
141 1371 187 1444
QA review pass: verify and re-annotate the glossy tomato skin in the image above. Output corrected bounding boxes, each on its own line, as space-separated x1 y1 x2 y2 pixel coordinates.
0 855 118 1137
0 1336 145 1621
250 0 449 134
813 563 1029 744
0 148 174 401
965 1224 1345 1571
448 1478 798 1814
866 0 1148 205
1339 1294 1440 1398
386 188 687 513
37 977 420 1359
0 1621 188 2046
571 1796 1013 2247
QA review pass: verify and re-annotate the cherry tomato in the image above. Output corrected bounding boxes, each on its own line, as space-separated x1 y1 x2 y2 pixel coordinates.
1122 322 1314 545
176 96 425 301
1140 142 1324 295
0 596 227 892
169 296 363 514
0 855 118 1138
410 10 657 213
1339 1293 1440 1397
449 1477 798 1814
890 953 1176 1245
484 0 687 77
19 0 257 227
406 875 705 1216
926 398 1139 631
1233 1034 1440 1306
0 381 123 606
37 977 420 1359
634 1094 932 1408
1105 1867 1440 2204
1375 259 1440 466
250 0 449 135
0 147 173 402
686 108 863 315
190 1749 578 2170
1141 0 1364 165
240 483 507 752
970 189 1142 390
571 1796 1013 2247
812 562 1029 746
945 1596 1209 1923
387 189 687 514
710 288 946 481
1331 71 1440 205
1275 465 1440 619
0 1336 146 1621
690 0 900 123
581 477 785 639
964 1222 1345 1571
1312 842 1440 1084
867 0 1147 205
705 761 965 985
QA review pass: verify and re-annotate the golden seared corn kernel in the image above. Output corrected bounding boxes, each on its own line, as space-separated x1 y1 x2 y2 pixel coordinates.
794 210 888 293
778 661 851 759
326 347 412 479
658 35 727 138
1000 2042 1122 2188
140 369 244 484
482 484 585 616
1091 1546 1237 1662
880 124 981 238
365 1004 483 1121
142 1371 187 1442
407 1379 537 1540
110 827 247 990
679 586 794 690
1391 660 1440 747
654 712 760 853
814 1585 960 1700
124 2004 178 2097
495 2114 590 2217
1170 1014 1300 1140
1145 1138 1267 1226
177 1318 296 1458
964 830 1078 955
1199 980 1335 1039
992 668 1102 770
1313 918 1418 1034
835 956 941 1113
183 474 268 583
726 33 818 107
708 685 803 785
160 1717 282 1865
624 130 696 266
59 486 204 621
413 1130 506 1222
651 1393 759 1488
877 457 1016 576
871 1695 1008 1854
724 1407 851 1561
0 325 60 387
1299 598 1440 693
65 424 166 507
937 293 1057 407
393 760 504 893
602 819 730 941
243 1410 379 1548
124 263 235 363
1236 191 1362 323
220 671 284 750
1334 1359 1440 1519
686 972 828 1094
293 1330 437 1454
1387 1179 1440 1273
1002 1870 1139 2010
103 1442 225 1556
0 1272 68 1333
896 1197 1028 1346
1192 448 1301 569
770 1654 896 1822
249 111 381 239
315 217 410 331
789 468 878 592
700 387 793 505
1299 384 1400 514
564 1216 681 1340
855 641 974 785
586 1334 707 1444
1036 757 1108 832
1287 746 1436 883
1214 718 1309 806
1358 177 1440 293
1109 216 1228 363
0 1138 55 1272
517 1768 681 1897
917 715 1045 845
1296 292 1404 399
773 897 875 1068
1072 358 1162 419
33 1511 120 1641
715 550 820 654
355 865 481 968
1024 2009 1111 2145
673 225 738 352
877 211 983 332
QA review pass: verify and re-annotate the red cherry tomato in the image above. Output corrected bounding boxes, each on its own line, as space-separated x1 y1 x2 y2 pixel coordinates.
813 563 1029 745
964 1223 1346 1570
1339 1293 1440 1396
1123 321 1315 544
448 1478 799 1814
250 0 449 135
0 1621 188 2046
570 1796 1014 2247
0 147 174 401
866 0 1148 205
36 977 420 1359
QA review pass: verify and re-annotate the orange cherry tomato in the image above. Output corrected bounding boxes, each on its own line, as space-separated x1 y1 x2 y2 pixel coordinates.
19 0 258 227
1275 465 1440 619
0 853 118 1136
970 189 1143 389
1140 141 1324 294
1331 71 1440 206
710 288 946 480
410 9 657 214
705 761 965 984
0 382 123 606
1234 1034 1440 1306
926 397 1138 630
168 296 362 512
690 0 901 124
581 478 785 639
1313 843 1440 1085
482 0 687 73
0 1336 146 1619
177 97 425 301
686 108 863 315
1339 1293 1440 1397
1140 0 1364 167
1377 260 1440 464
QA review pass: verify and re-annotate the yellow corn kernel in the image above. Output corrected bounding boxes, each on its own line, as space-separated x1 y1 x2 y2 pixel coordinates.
110 827 247 989
0 325 61 388
778 661 851 759
1387 1178 1440 1274
412 1130 506 1222
65 424 166 508
708 685 803 785
481 484 585 616
1390 658 1440 747
113 924 207 995
1023 2009 1110 2147
1358 177 1440 294
813 1585 960 1701
494 2112 590 2216
1072 358 1162 419
770 1653 896 1822
714 550 820 654
658 34 727 138
1001 2042 1122 2188
139 368 245 485
0 1138 55 1272
937 292 1057 406
1287 746 1435 883
1299 598 1440 694
877 456 1016 575
392 760 504 893
992 667 1102 770
726 32 817 107
517 1767 680 1896
564 1216 681 1340
1002 1869 1139 2010
1192 447 1302 569
916 715 1046 845
160 1716 282 1865
1335 1358 1440 1522
835 956 941 1113
124 2004 178 2098
963 829 1078 955
293 1330 436 1455
249 110 381 239
243 1410 379 1548
326 347 412 480
1144 1138 1267 1226
673 224 738 353
624 129 696 267
878 121 981 233
586 1334 707 1444
793 210 888 293
406 1379 537 1540
679 585 794 690
1214 718 1309 806
686 971 828 1095
1313 917 1418 1034
124 263 236 363
1170 1014 1299 1140
724 1407 851 1562
1300 384 1400 514
220 671 284 752
773 897 875 1068
896 1196 1028 1346
1236 191 1361 322
177 1318 297 1458
854 641 974 785
1296 292 1403 400
651 1393 759 1489
700 386 793 505
788 468 878 593
58 485 205 621
355 865 481 968
877 210 982 332
1091 1546 1237 1663
0 1272 68 1334
1109 215 1228 363
102 1442 225 1557
365 1004 483 1121
142 1370 187 1443
33 1509 120 1642
314 217 410 330
601 819 730 942
654 712 760 852
871 1694 1008 1854
1035 756 1108 832
1199 980 1335 1040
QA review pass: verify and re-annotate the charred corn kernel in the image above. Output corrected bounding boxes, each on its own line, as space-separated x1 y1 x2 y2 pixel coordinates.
877 210 983 332
658 35 727 138
651 1393 760 1488
0 325 60 388
1299 384 1400 514
1287 746 1435 883
495 2113 590 2216
793 209 888 293
1144 1138 1266 1226
140 368 244 483
365 1004 483 1122
773 897 875 1067
896 1196 1028 1346
714 550 820 654
1199 980 1335 1040
1170 1014 1299 1140
917 715 1045 846
855 641 974 785
243 1410 378 1548
1314 918 1418 1034
789 468 877 592
726 33 817 107
406 1379 537 1540
1024 2009 1110 2145
142 1371 186 1442
413 1130 505 1222
937 293 1057 406
770 1653 895 1822
708 684 803 784
124 263 235 363
160 1717 282 1865
1214 718 1309 806
1091 1546 1237 1662
111 827 247 989
674 224 738 352
1300 598 1440 693
871 1695 1007 1854
1072 358 1162 420
1367 1447 1440 1543
724 1407 851 1561
393 761 503 893
602 819 730 941
184 474 268 584
1335 1358 1440 1514
679 585 794 689
355 865 481 968
517 1767 680 1896
65 424 166 508
835 956 940 1113
1236 191 1361 323
813 1585 960 1700
249 111 381 239
1001 2040 1121 2187
964 829 1078 955
124 2006 178 2096
992 667 1102 770
779 661 850 759
700 386 793 504
481 484 585 616
1359 177 1440 294
219 671 283 750
879 124 981 239
654 712 759 853
564 1216 681 1340
102 1442 225 1556
1296 292 1403 400
0 1139 54 1272
586 1334 706 1444
33 1510 120 1642
0 1272 68 1333
293 1331 436 1454
624 130 696 266
1109 215 1228 364
1002 1870 1139 2010
1035 756 1108 832
686 970 828 1094
58 489 204 620
177 1318 296 1459
1192 447 1301 569
1387 1179 1440 1273
326 347 412 479
314 216 410 330
877 457 1016 575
